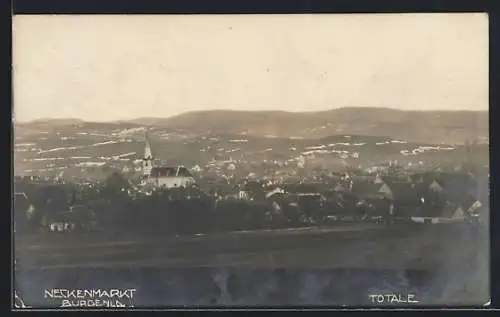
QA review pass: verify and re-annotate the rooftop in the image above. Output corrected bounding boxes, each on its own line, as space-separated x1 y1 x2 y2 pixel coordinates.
150 167 193 178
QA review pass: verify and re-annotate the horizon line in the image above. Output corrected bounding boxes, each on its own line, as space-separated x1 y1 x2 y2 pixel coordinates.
14 106 489 125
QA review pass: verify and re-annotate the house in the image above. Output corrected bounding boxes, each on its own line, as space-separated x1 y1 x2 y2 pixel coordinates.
237 180 267 201
351 182 384 200
333 180 351 192
320 190 347 213
238 190 250 200
458 194 484 218
409 172 476 202
41 208 79 232
434 173 477 203
265 186 286 199
367 196 398 217
265 190 288 204
411 201 468 225
409 190 485 225
374 182 393 200
409 172 429 184
428 180 445 194
387 182 422 203
375 181 424 217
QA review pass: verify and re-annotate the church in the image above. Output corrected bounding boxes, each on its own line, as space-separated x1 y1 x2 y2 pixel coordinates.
140 133 196 189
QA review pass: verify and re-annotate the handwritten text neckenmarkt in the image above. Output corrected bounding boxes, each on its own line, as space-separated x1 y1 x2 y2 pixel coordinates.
44 288 136 308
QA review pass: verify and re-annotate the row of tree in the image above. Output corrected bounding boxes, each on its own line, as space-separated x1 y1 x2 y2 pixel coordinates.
15 171 437 236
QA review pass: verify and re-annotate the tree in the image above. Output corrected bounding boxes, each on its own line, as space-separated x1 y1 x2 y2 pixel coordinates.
102 172 131 200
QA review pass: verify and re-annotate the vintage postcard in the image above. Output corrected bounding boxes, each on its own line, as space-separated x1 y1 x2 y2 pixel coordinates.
12 13 489 308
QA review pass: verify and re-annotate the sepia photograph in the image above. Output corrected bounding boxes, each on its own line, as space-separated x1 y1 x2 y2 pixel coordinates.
12 13 489 308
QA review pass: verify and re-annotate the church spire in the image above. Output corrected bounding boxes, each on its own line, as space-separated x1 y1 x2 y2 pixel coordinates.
144 130 153 159
143 129 153 176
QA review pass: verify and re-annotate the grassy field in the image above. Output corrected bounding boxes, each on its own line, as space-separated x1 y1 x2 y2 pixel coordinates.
14 223 489 307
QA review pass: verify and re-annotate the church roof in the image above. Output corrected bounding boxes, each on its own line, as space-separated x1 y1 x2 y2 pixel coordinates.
150 167 193 178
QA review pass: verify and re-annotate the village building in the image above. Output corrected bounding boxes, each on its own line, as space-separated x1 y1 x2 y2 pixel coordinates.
366 179 424 218
404 172 484 225
410 194 483 225
408 171 477 206
140 133 196 190
233 180 269 201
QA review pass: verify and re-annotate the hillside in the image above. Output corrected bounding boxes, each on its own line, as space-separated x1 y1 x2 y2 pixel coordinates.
13 130 488 180
124 108 488 145
13 108 489 178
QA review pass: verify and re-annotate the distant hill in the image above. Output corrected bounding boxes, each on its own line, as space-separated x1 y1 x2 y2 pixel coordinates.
17 107 488 145
19 118 85 125
123 107 488 145
13 107 489 179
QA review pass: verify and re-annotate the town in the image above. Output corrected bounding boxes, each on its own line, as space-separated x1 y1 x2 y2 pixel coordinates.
13 135 489 237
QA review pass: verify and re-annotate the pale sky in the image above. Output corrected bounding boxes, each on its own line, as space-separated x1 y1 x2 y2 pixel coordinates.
12 13 488 122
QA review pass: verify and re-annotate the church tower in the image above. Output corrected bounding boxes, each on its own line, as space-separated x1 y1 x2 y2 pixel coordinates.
142 130 154 176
